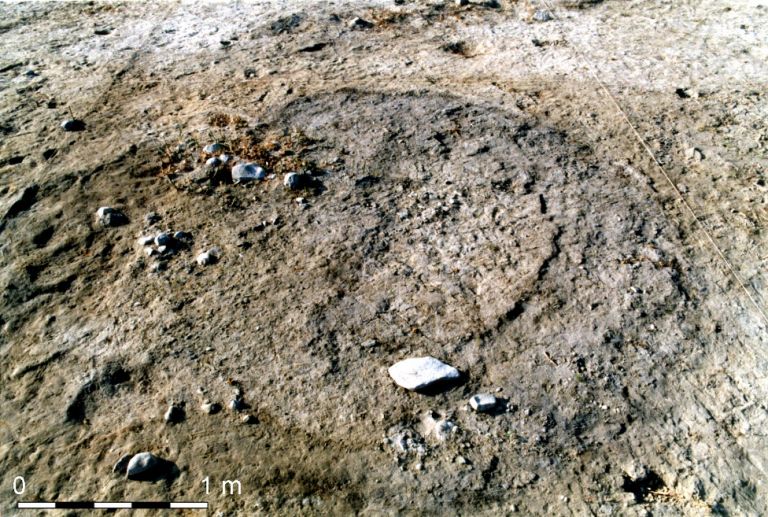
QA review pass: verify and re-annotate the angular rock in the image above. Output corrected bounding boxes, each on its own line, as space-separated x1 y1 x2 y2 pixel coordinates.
96 207 128 227
469 393 497 412
388 356 460 391
232 163 266 183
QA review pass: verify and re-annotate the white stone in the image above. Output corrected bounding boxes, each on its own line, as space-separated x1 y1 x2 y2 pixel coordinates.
138 236 154 246
232 163 266 182
126 452 160 479
533 9 553 22
144 246 156 257
388 356 460 391
469 393 497 412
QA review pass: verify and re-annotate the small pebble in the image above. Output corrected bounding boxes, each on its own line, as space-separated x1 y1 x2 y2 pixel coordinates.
203 143 223 154
173 231 191 241
150 261 166 273
201 401 222 414
283 172 302 190
196 247 220 266
242 414 257 424
157 245 172 255
138 236 155 246
61 119 86 132
205 156 222 168
144 212 160 225
348 17 373 29
532 9 553 22
469 393 497 412
229 397 245 412
144 246 156 257
362 339 379 348
164 404 185 424
219 154 232 164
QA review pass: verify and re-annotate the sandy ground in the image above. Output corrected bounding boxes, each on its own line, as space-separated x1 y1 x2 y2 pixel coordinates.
1 0 768 515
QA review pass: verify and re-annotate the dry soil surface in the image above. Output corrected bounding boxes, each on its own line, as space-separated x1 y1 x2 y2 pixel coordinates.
1 0 768 515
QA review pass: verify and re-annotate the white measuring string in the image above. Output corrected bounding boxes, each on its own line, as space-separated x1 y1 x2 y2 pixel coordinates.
539 0 768 329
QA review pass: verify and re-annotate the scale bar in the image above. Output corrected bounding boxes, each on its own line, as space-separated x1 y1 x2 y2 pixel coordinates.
18 501 208 510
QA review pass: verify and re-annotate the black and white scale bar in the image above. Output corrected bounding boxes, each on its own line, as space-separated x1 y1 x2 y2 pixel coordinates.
18 501 207 510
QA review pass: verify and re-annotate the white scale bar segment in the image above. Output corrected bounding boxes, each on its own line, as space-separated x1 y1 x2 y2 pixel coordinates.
95 502 132 508
18 502 56 509
171 502 208 509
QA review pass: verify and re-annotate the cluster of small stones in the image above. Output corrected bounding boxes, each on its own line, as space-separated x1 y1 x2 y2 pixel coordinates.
178 142 314 199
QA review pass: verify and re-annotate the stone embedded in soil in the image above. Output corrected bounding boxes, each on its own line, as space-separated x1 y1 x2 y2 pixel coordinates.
388 356 460 391
205 156 222 168
204 143 223 154
60 119 85 131
173 231 191 241
96 206 128 227
242 414 257 424
469 393 497 412
113 453 133 474
126 452 160 479
232 163 266 183
229 397 245 411
164 404 185 424
144 212 160 225
533 10 553 22
283 172 302 190
138 236 154 246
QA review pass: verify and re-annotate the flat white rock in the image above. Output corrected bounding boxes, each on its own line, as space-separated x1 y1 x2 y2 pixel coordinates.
388 356 460 391
469 393 497 412
232 163 266 182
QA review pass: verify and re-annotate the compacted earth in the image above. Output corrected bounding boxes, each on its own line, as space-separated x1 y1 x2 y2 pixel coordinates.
1 0 767 515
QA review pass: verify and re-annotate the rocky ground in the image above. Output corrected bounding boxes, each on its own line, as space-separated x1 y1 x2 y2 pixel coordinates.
1 0 767 515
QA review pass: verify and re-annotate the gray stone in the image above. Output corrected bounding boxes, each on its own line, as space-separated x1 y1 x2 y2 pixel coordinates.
138 236 155 246
533 9 553 22
204 143 223 154
469 393 497 412
283 172 301 190
229 397 245 411
144 246 156 257
173 231 191 241
96 206 128 227
126 452 160 479
232 163 266 183
155 232 172 246
144 212 160 225
388 356 460 391
205 156 222 168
